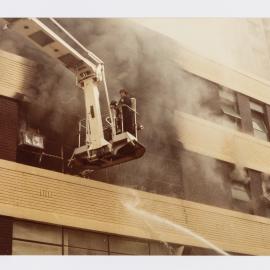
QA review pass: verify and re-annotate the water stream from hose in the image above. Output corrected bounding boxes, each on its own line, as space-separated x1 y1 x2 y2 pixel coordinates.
123 201 229 256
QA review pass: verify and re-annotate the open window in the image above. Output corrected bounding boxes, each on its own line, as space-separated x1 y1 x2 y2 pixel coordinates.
250 100 268 141
262 174 270 203
18 104 45 152
19 127 44 150
219 87 241 130
231 182 251 202
230 166 251 213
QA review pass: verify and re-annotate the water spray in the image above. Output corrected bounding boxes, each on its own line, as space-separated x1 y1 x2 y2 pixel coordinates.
123 200 229 256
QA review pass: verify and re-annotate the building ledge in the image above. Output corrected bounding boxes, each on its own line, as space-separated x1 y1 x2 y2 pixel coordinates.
175 111 270 175
1 159 270 255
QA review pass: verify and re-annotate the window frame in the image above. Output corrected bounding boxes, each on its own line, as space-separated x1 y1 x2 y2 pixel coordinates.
219 87 241 130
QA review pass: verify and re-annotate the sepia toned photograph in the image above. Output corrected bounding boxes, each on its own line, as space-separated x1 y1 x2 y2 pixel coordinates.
0 16 269 257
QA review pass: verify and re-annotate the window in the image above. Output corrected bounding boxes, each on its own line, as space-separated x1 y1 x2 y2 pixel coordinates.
63 228 108 255
13 220 62 245
11 219 184 255
12 221 62 255
231 182 252 214
149 241 184 255
65 247 107 255
108 235 149 255
231 182 251 202
12 240 62 255
250 100 268 141
262 174 270 203
230 166 252 213
219 87 241 130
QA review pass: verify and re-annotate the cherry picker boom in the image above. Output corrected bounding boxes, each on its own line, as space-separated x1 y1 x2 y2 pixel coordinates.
2 18 145 173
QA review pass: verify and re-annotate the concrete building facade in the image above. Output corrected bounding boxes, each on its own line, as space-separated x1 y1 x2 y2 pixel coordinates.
1 18 270 255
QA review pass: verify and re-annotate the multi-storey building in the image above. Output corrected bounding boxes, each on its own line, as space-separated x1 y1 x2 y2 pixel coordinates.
1 18 270 255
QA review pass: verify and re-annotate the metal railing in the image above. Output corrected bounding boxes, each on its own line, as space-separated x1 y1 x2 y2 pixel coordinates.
78 100 140 147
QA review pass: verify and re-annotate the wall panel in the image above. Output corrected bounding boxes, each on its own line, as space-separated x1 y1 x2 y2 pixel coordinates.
174 111 270 175
0 49 36 98
1 159 270 254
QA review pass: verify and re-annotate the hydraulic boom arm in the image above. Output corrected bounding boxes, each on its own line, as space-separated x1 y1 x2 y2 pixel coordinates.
1 18 145 173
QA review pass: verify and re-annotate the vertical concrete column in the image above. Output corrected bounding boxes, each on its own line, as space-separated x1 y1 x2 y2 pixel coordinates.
0 216 13 255
249 170 265 216
236 93 253 134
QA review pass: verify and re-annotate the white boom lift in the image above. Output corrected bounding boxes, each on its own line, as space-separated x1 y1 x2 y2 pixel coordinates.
2 18 145 173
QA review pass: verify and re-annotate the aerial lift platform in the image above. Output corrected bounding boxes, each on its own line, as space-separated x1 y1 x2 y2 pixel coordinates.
2 18 145 174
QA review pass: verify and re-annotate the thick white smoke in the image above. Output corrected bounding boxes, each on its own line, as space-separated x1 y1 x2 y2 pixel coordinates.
0 18 236 196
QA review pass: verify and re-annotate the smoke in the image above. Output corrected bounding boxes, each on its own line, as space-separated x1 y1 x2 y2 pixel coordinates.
56 19 228 192
0 18 224 134
56 19 222 116
0 25 83 144
180 150 232 207
230 165 250 184
0 18 235 198
183 153 224 186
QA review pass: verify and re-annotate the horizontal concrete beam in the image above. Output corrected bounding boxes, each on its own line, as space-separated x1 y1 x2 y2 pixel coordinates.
175 111 270 174
174 45 270 105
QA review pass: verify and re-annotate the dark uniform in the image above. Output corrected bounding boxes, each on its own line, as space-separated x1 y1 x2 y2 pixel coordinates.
110 100 122 134
118 95 134 135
